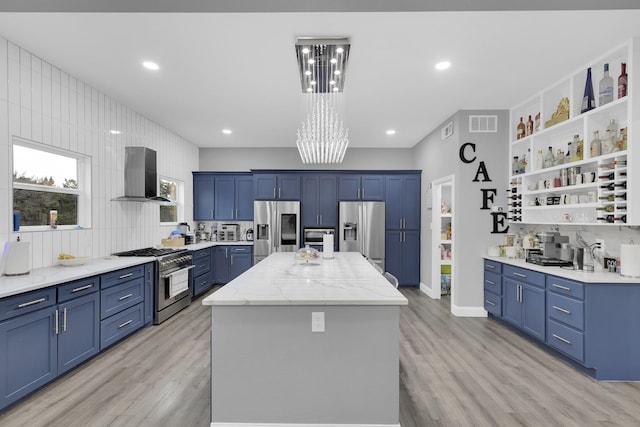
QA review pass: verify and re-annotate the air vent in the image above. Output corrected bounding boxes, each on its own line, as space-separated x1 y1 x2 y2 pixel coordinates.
441 121 454 140
469 115 497 133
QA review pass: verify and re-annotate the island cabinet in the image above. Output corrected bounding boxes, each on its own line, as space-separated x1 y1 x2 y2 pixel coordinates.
502 265 546 341
338 174 385 201
301 174 338 228
213 173 253 221
253 173 301 200
214 245 253 284
193 173 215 221
192 247 213 297
99 265 145 350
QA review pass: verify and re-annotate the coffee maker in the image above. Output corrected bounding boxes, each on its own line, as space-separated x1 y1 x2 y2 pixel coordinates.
526 232 573 266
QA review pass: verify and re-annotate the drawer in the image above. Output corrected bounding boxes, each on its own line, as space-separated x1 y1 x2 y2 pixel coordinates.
193 248 211 260
58 277 99 302
100 303 144 350
0 288 57 321
484 271 502 295
546 276 584 300
503 265 545 288
100 265 145 289
547 318 584 362
193 255 211 276
484 259 502 273
100 277 144 320
193 271 213 297
484 290 502 317
547 292 584 331
230 246 252 254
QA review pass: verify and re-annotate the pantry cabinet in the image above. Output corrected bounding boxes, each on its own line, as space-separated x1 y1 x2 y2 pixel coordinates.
385 229 420 287
302 174 338 228
338 174 385 201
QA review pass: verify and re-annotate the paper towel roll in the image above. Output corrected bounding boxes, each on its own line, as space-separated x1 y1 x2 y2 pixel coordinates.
620 244 640 277
2 241 31 276
322 234 334 259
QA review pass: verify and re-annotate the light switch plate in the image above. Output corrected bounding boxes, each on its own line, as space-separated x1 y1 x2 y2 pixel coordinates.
312 312 325 332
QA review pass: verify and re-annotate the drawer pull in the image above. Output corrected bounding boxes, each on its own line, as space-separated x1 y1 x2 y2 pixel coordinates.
485 264 495 269
63 308 67 332
72 284 94 293
485 300 496 306
234 248 247 252
552 283 571 291
55 309 59 335
513 272 527 278
118 293 133 301
552 334 571 345
118 319 133 329
17 297 47 308
119 273 134 279
485 280 495 285
552 305 571 315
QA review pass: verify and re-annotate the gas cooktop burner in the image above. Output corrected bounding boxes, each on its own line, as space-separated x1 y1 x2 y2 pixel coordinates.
112 247 184 257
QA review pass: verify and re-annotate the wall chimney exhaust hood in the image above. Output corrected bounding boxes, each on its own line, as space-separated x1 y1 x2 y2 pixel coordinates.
112 147 171 203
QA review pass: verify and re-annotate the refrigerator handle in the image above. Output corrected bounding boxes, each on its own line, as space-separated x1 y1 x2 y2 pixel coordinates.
361 204 366 255
274 208 279 250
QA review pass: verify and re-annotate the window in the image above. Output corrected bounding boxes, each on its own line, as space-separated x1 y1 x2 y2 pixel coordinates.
160 177 183 224
12 138 91 229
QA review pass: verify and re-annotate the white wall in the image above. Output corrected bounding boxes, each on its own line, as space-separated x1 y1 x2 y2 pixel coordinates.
199 147 414 171
0 37 199 269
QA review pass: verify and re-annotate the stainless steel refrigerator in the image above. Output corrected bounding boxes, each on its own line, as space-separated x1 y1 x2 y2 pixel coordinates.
253 201 301 264
339 201 385 270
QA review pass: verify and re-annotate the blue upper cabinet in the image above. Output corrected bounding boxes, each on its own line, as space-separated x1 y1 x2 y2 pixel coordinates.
253 173 301 200
213 173 254 221
338 175 384 201
235 175 254 220
385 174 421 230
193 173 215 221
302 174 337 228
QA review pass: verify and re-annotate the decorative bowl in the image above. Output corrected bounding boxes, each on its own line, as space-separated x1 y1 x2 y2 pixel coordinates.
295 246 320 263
59 257 88 267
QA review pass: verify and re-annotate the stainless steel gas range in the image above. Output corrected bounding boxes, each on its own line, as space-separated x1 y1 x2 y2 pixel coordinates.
112 247 194 324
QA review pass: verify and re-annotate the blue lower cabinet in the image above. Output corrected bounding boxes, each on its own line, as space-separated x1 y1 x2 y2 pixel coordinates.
100 277 144 320
100 303 144 350
484 290 501 317
214 246 253 284
385 230 420 287
503 277 545 341
193 271 214 297
214 246 230 284
547 318 584 362
58 292 100 375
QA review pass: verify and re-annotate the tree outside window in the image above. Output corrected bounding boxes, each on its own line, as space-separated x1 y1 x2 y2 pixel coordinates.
160 178 178 223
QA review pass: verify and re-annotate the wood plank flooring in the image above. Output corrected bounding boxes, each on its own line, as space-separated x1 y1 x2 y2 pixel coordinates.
1 287 640 426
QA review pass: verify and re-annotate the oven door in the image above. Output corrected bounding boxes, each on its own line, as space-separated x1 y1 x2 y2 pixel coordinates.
158 265 194 310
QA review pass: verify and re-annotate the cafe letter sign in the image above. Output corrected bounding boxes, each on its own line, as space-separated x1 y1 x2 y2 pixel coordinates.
459 142 509 234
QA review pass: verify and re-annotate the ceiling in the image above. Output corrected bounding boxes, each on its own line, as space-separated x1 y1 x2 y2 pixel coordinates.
1 2 640 150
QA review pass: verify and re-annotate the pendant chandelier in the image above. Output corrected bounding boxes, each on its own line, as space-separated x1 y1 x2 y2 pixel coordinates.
295 38 350 164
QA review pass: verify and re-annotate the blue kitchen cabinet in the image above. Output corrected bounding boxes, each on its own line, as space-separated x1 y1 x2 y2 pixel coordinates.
144 263 154 326
235 175 254 220
214 174 253 221
302 174 337 228
214 246 230 284
57 292 100 375
385 229 420 287
483 260 502 317
385 175 421 230
338 175 384 201
230 246 253 281
192 248 213 297
253 173 301 200
193 173 215 221
502 267 545 342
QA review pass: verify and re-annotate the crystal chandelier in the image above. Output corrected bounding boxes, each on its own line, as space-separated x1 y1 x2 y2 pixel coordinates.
295 38 350 164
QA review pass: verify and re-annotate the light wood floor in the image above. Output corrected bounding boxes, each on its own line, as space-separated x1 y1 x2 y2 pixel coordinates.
2 288 640 426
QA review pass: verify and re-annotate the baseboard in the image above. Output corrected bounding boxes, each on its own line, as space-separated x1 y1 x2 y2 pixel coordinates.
212 423 401 427
451 303 488 317
419 282 438 299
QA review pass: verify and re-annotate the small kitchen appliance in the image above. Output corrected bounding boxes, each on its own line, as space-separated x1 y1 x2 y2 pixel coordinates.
218 224 239 242
245 228 254 241
526 232 573 267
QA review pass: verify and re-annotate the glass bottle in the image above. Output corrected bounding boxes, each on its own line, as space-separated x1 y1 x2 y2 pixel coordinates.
581 67 595 113
556 149 564 165
516 117 526 140
604 119 619 153
590 130 601 157
522 149 530 173
512 156 519 175
534 112 541 133
621 127 628 150
618 62 627 98
595 205 615 212
573 134 584 160
565 141 572 163
526 115 534 136
599 63 614 106
536 149 543 170
544 146 555 168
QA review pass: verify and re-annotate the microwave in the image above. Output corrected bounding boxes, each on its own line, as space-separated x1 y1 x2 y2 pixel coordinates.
303 228 335 246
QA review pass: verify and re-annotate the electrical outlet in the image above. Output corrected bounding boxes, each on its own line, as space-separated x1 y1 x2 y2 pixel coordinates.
595 238 605 254
312 312 325 333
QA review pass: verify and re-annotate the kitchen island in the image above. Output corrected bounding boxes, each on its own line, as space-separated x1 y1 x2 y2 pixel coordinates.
202 252 408 427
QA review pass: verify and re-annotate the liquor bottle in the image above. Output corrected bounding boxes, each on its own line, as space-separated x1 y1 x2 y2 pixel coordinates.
581 67 595 113
621 127 628 150
544 146 555 168
526 115 534 136
604 119 619 154
522 149 529 173
565 142 572 163
573 134 584 161
590 130 602 157
512 156 519 175
556 149 564 165
618 62 627 98
516 117 526 140
534 112 541 132
536 149 543 170
599 63 614 106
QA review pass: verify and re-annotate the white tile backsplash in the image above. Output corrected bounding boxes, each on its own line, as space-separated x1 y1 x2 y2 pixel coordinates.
1 36 199 268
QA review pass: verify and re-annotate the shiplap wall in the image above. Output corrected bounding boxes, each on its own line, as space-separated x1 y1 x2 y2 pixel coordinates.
0 37 199 269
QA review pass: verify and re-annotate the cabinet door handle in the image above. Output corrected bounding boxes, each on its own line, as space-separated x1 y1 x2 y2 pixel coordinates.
319 215 322 225
18 297 47 308
55 309 59 335
485 280 495 285
63 308 67 332
211 209 213 218
273 187 276 198
279 187 281 198
552 305 571 315
518 284 522 302
317 214 320 225
362 188 365 199
118 319 133 329
485 264 495 269
400 219 403 228
357 188 361 199
552 333 571 345
485 300 496 306
513 272 527 278
403 218 406 229
119 273 133 280
236 209 238 218
118 293 133 301
552 283 571 291
234 248 247 252
231 255 234 266
72 284 94 293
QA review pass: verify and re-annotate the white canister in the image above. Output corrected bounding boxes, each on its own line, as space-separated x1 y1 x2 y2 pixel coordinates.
322 233 334 259
2 241 31 276
620 244 640 277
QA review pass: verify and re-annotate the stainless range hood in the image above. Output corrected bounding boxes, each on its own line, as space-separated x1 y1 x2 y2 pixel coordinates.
112 147 171 203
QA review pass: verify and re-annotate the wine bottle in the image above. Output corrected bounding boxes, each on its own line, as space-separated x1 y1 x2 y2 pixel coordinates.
597 214 626 223
595 205 615 212
581 67 595 113
600 182 627 191
599 63 614 106
526 115 534 136
516 117 526 140
590 130 601 157
599 193 627 201
598 172 615 180
618 62 627 98
599 159 627 169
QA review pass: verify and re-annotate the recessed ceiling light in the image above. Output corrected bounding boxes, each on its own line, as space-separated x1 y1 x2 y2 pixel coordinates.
110 129 121 135
334 70 341 75
332 87 339 92
386 130 396 135
310 80 316 86
435 61 451 71
330 58 337 64
307 87 313 92
329 80 335 85
308 59 315 65
336 47 344 54
222 129 232 135
302 47 310 54
142 61 159 71
304 70 312 76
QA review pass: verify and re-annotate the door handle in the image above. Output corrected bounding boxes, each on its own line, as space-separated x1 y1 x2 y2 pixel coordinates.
18 297 47 308
319 214 322 225
63 308 67 332
279 187 281 198
55 309 59 335
357 188 360 199
273 188 276 198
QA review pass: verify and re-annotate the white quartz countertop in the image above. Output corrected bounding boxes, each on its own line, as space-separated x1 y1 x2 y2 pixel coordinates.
203 252 408 306
485 256 640 284
0 256 154 299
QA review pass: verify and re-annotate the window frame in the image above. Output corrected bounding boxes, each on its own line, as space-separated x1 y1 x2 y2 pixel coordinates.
12 137 92 231
159 175 183 225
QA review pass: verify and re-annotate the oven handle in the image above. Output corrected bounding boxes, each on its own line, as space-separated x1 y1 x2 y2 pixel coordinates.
160 265 195 280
